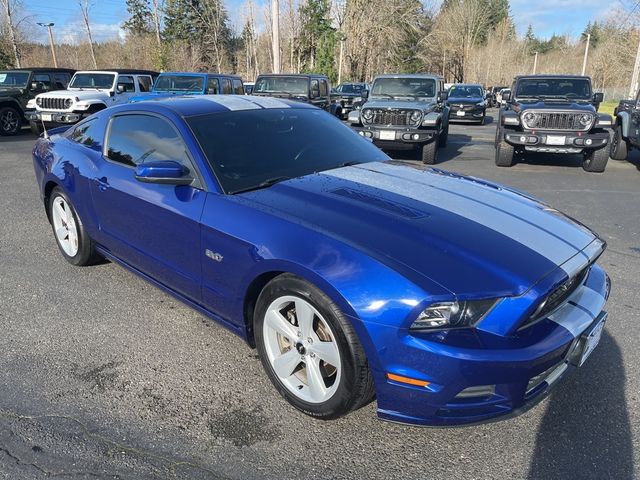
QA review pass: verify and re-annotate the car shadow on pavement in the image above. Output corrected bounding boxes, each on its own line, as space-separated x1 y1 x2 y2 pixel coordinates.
527 330 634 480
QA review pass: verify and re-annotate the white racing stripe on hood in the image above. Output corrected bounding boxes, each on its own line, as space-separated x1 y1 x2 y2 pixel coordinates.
324 163 592 266
548 285 605 337
245 96 292 109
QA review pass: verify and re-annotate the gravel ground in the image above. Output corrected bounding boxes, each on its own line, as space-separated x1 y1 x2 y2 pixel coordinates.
0 112 638 479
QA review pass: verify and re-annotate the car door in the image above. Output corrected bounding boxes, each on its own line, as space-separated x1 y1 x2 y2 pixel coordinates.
89 112 206 301
206 77 219 94
220 78 232 95
112 75 136 105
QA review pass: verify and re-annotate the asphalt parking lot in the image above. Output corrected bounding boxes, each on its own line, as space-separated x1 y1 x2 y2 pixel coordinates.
0 111 638 480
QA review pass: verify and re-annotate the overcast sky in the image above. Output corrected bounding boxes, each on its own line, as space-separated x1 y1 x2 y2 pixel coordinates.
20 0 631 45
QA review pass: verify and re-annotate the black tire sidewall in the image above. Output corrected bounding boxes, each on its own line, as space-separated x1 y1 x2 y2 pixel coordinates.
48 187 95 266
254 274 363 419
421 139 438 164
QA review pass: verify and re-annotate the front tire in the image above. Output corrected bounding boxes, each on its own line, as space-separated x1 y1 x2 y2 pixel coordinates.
0 106 22 135
495 139 515 167
421 138 438 164
582 147 609 173
48 187 100 266
610 124 629 160
254 274 374 419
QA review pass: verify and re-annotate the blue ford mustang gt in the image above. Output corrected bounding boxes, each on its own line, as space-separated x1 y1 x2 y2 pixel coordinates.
32 95 610 426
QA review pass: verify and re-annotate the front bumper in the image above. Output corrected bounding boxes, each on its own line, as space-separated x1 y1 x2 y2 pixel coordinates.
27 110 83 126
361 263 610 427
350 125 438 147
504 130 609 153
449 107 485 121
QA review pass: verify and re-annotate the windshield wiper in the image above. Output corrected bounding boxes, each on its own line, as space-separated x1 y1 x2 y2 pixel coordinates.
372 93 395 99
230 176 291 194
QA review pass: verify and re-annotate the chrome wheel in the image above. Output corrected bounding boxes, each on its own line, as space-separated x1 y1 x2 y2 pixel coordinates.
51 196 79 257
0 108 19 134
262 295 341 404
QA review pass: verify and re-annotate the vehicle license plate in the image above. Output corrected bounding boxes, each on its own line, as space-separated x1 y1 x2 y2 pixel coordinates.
456 111 465 117
380 130 395 140
546 135 566 145
41 113 52 122
578 313 606 366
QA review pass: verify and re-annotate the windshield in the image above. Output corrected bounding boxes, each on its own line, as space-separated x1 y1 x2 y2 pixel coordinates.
187 108 389 194
337 84 365 94
371 78 435 99
448 85 483 98
0 71 29 88
254 76 308 95
515 78 592 99
154 75 205 93
69 73 115 89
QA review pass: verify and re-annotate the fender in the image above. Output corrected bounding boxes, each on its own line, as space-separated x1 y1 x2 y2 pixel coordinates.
500 109 520 128
329 103 342 118
0 97 24 115
617 111 631 139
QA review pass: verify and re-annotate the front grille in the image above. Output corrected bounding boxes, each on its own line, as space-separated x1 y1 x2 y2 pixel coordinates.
522 111 593 131
39 97 69 110
451 104 480 112
520 266 590 330
362 108 421 127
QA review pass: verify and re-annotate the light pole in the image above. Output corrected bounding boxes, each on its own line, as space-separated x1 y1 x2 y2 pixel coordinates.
532 51 538 74
581 33 590 76
37 22 57 68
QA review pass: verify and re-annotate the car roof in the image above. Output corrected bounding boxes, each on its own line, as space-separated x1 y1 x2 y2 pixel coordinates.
2 67 76 73
256 73 328 79
74 69 158 75
514 74 590 80
450 83 483 87
374 74 444 80
109 94 315 117
157 72 243 79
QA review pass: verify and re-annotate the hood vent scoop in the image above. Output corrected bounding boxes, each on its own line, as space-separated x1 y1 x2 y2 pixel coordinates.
330 187 428 219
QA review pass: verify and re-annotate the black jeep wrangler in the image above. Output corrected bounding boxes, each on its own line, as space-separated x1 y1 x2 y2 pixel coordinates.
252 74 342 117
495 75 612 172
610 88 640 162
0 67 75 135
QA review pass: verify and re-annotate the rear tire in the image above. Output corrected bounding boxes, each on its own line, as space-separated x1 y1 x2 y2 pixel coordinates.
421 138 438 164
610 124 628 160
0 106 22 135
582 147 609 173
254 274 374 419
495 139 515 167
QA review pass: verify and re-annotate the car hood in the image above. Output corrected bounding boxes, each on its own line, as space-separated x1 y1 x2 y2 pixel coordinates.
513 100 596 113
448 96 484 104
39 89 110 100
0 87 22 98
363 99 437 112
239 161 598 297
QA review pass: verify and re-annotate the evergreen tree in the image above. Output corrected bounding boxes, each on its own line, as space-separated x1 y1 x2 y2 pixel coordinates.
299 0 337 80
123 0 153 36
163 0 205 42
581 21 601 47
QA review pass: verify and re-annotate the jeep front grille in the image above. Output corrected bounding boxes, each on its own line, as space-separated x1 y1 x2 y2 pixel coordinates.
521 111 594 131
519 266 590 330
39 97 69 110
362 108 422 127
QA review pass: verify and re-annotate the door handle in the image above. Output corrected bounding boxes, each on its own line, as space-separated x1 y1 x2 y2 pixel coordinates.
95 177 109 192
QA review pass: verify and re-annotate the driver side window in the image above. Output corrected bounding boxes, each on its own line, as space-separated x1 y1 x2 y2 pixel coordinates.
106 114 195 173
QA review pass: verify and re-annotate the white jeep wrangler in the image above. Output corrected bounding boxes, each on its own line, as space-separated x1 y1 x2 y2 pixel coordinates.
28 69 156 133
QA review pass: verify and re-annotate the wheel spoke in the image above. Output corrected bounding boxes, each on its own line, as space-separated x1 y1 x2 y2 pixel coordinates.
55 227 68 241
295 298 314 339
53 202 67 224
271 349 301 379
265 309 298 342
309 341 340 368
305 358 327 402
67 228 78 252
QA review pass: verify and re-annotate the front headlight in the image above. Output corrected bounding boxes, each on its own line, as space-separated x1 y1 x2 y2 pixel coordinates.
522 112 538 128
579 114 593 127
410 299 499 330
362 108 373 121
36 97 42 106
410 110 422 123
64 98 73 108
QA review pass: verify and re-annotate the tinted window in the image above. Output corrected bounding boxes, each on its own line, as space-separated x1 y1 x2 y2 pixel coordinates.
310 79 319 95
33 73 51 88
70 73 115 89
515 78 591 99
232 79 244 95
155 75 204 92
337 84 365 94
68 119 101 147
207 78 219 94
53 73 70 89
187 108 389 194
371 78 436 98
254 76 308 95
448 86 483 98
221 78 232 94
0 71 29 87
117 75 135 92
320 80 328 97
106 114 191 169
137 76 152 92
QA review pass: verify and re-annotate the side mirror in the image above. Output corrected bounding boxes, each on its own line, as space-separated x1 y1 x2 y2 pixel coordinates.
593 92 604 103
502 91 511 102
31 81 45 91
116 84 126 93
310 88 320 99
437 91 448 102
134 161 192 185
361 89 369 99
